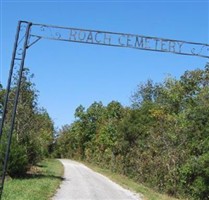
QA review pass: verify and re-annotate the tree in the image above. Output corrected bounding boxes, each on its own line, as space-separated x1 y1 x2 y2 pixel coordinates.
0 68 55 176
53 63 209 199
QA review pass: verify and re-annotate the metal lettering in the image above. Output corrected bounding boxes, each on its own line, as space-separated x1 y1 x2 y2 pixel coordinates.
104 33 111 45
127 35 133 47
161 40 167 51
69 29 77 41
118 34 125 46
78 31 86 41
169 41 176 52
145 38 151 49
135 36 144 48
30 23 209 58
95 32 102 43
86 31 94 43
155 39 160 50
177 42 184 53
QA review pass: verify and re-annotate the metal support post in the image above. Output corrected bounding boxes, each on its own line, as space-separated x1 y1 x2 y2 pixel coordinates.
0 21 32 199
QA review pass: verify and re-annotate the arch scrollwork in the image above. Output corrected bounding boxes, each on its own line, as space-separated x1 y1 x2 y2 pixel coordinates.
40 25 62 40
191 45 209 57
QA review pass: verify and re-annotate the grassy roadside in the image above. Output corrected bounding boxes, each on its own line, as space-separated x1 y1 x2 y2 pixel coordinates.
2 159 63 200
83 161 179 200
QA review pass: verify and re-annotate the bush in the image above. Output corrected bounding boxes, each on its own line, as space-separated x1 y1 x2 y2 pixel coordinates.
180 153 209 199
7 136 28 177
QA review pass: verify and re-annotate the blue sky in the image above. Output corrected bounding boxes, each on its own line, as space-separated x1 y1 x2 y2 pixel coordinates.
0 0 209 128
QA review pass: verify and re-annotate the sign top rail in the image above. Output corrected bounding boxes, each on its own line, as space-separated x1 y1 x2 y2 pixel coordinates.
22 21 209 59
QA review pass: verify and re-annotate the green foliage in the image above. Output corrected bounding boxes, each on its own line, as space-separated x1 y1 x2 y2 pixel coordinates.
7 135 28 177
0 68 54 177
53 63 209 199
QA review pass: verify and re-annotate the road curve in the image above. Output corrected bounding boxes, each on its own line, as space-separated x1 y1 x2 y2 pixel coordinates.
52 159 142 200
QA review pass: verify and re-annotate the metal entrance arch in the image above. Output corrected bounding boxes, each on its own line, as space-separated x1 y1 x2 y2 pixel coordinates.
0 20 208 198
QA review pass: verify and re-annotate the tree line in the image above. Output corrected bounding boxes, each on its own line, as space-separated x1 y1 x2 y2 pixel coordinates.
54 63 209 199
0 68 54 176
0 64 208 199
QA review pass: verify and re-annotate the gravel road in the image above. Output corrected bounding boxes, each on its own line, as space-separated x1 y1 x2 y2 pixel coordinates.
52 159 142 200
